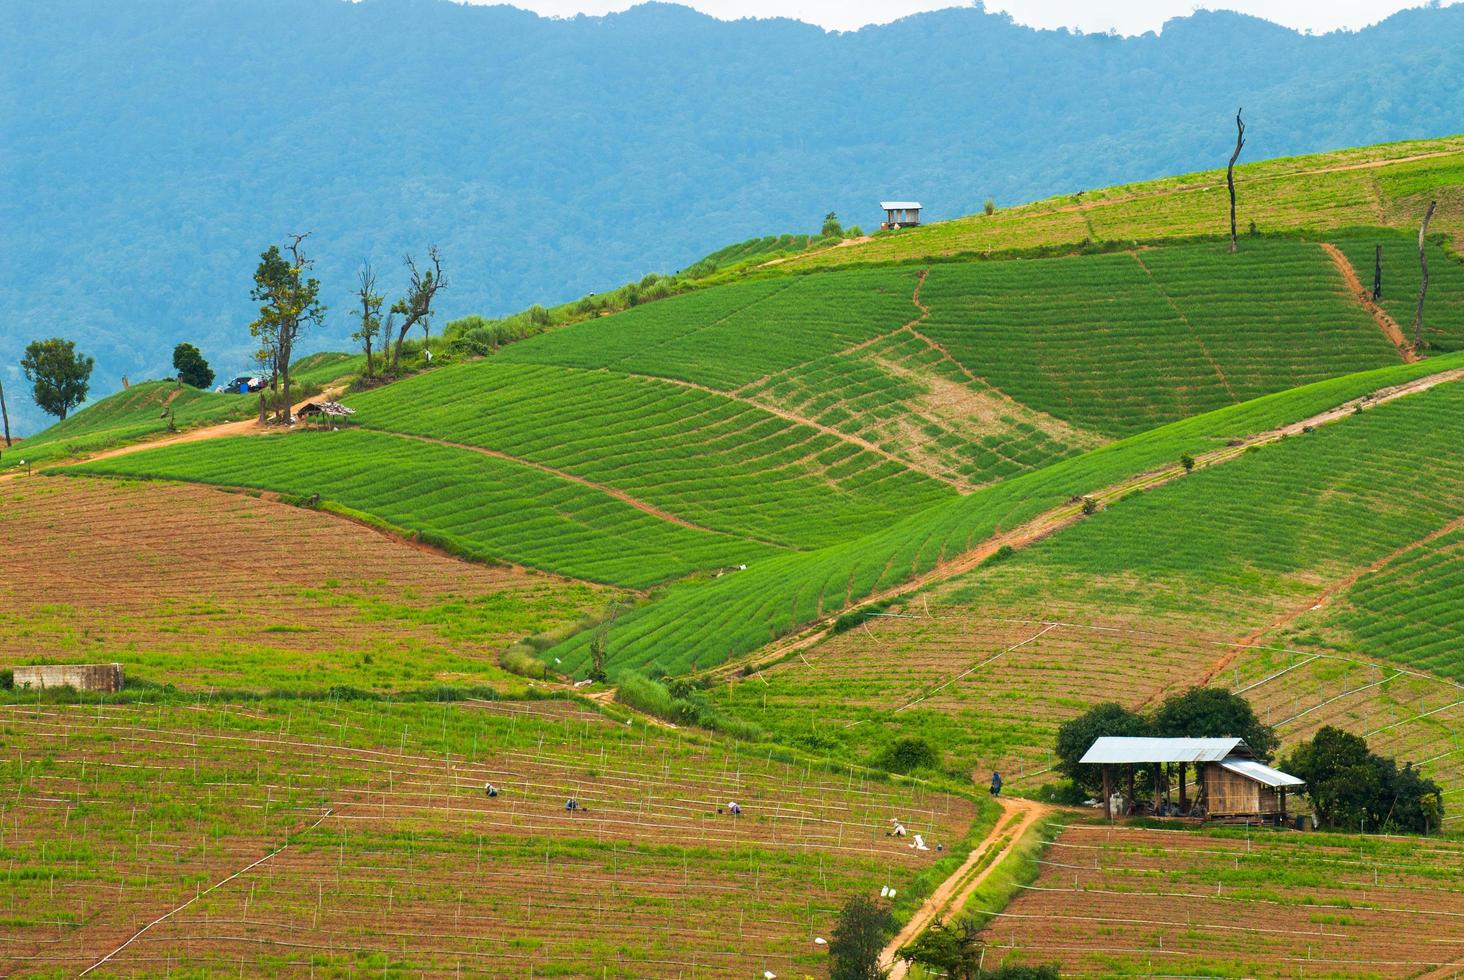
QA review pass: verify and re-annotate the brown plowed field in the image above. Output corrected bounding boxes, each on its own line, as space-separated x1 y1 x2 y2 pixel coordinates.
0 699 978 977
0 477 607 690
985 822 1464 977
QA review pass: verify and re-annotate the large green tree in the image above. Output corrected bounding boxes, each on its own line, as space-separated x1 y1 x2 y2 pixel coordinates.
1054 702 1150 793
250 234 325 423
172 342 214 389
1283 726 1444 833
21 338 94 420
829 895 891 980
1154 686 1277 759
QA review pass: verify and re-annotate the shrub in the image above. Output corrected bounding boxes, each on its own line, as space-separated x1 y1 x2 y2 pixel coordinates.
0 669 12 691
1080 496 1099 515
984 198 997 216
877 736 939 774
982 544 1016 566
822 211 844 238
1180 453 1195 472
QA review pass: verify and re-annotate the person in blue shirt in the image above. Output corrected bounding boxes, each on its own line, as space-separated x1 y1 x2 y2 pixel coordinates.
990 771 1002 797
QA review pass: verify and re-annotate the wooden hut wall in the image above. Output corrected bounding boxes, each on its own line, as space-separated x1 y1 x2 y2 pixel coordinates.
1202 764 1282 815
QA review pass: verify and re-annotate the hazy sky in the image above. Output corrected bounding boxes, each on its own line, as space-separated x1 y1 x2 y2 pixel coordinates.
476 0 1458 34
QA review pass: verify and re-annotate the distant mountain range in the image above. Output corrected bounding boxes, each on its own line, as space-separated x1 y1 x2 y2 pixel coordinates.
3 0 1463 434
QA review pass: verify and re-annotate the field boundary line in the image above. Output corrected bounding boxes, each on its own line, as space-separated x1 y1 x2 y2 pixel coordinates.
77 807 335 976
889 624 1057 716
1320 242 1418 362
1130 251 1236 400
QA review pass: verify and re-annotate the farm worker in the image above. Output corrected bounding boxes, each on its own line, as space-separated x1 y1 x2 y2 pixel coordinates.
990 771 1003 797
565 797 578 812
889 820 907 837
911 834 928 851
484 782 498 798
728 801 741 816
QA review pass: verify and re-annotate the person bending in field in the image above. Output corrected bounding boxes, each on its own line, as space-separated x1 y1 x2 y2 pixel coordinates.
484 782 498 798
728 801 741 816
990 771 1003 797
565 798 579 813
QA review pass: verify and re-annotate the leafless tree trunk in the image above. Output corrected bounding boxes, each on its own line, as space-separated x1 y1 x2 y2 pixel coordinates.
1413 200 1438 351
1372 244 1383 301
1227 108 1245 253
0 378 11 447
390 247 447 375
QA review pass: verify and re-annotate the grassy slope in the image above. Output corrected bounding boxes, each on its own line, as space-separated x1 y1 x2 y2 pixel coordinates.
780 136 1464 271
2 380 253 468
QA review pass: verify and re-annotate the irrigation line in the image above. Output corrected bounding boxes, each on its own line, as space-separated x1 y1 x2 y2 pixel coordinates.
1233 655 1320 694
1273 671 1404 728
891 624 1057 715
1366 697 1464 737
77 807 335 976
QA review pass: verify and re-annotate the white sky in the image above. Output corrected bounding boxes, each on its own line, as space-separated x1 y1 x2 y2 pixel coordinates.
470 0 1458 34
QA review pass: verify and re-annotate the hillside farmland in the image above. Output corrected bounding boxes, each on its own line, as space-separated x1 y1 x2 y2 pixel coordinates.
0 698 980 977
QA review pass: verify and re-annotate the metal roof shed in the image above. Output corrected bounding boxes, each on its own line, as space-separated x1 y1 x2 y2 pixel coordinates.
880 202 922 228
1079 736 1251 765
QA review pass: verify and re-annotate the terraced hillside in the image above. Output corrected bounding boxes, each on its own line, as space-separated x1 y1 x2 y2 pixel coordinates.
0 698 980 977
705 373 1464 815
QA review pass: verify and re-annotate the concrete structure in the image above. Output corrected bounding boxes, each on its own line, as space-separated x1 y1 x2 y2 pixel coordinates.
11 663 124 693
880 201 922 228
1080 736 1303 822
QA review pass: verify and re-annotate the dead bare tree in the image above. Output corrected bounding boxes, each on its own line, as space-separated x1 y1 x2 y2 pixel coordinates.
389 246 446 375
1413 200 1438 351
1227 108 1245 253
0 378 11 447
354 261 384 381
1372 244 1383 301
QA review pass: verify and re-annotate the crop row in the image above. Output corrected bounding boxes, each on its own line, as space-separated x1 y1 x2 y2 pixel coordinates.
545 355 1464 675
919 241 1397 438
65 430 772 589
346 360 953 549
988 823 1464 977
1321 526 1464 681
0 477 606 693
0 698 975 977
498 267 924 390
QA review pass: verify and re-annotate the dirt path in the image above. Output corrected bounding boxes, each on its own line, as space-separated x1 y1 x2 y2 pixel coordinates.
1192 511 1464 692
704 364 1464 682
1320 242 1418 362
879 797 1049 978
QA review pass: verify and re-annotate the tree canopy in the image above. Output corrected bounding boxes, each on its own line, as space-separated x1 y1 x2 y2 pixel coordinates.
20 338 94 421
1154 686 1278 759
172 343 214 389
829 895 892 980
1054 702 1150 792
1283 726 1444 833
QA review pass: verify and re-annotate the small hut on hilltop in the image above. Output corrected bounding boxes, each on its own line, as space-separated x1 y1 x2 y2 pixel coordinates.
1080 736 1304 823
880 201 922 228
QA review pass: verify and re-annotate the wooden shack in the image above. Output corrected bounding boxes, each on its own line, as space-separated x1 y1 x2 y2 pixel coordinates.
1080 736 1303 823
880 201 922 228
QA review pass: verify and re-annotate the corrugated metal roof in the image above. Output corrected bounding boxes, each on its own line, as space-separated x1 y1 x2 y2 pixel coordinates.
1220 757 1305 788
1079 736 1247 764
880 201 922 210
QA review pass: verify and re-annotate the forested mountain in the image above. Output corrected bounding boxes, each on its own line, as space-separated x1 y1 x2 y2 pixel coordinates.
2 0 1463 433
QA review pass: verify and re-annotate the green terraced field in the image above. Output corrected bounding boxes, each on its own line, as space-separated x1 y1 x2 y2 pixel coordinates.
498 267 924 390
2 380 253 468
65 430 772 588
918 240 1399 438
1332 231 1464 353
1289 525 1464 682
345 360 953 548
544 355 1464 677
